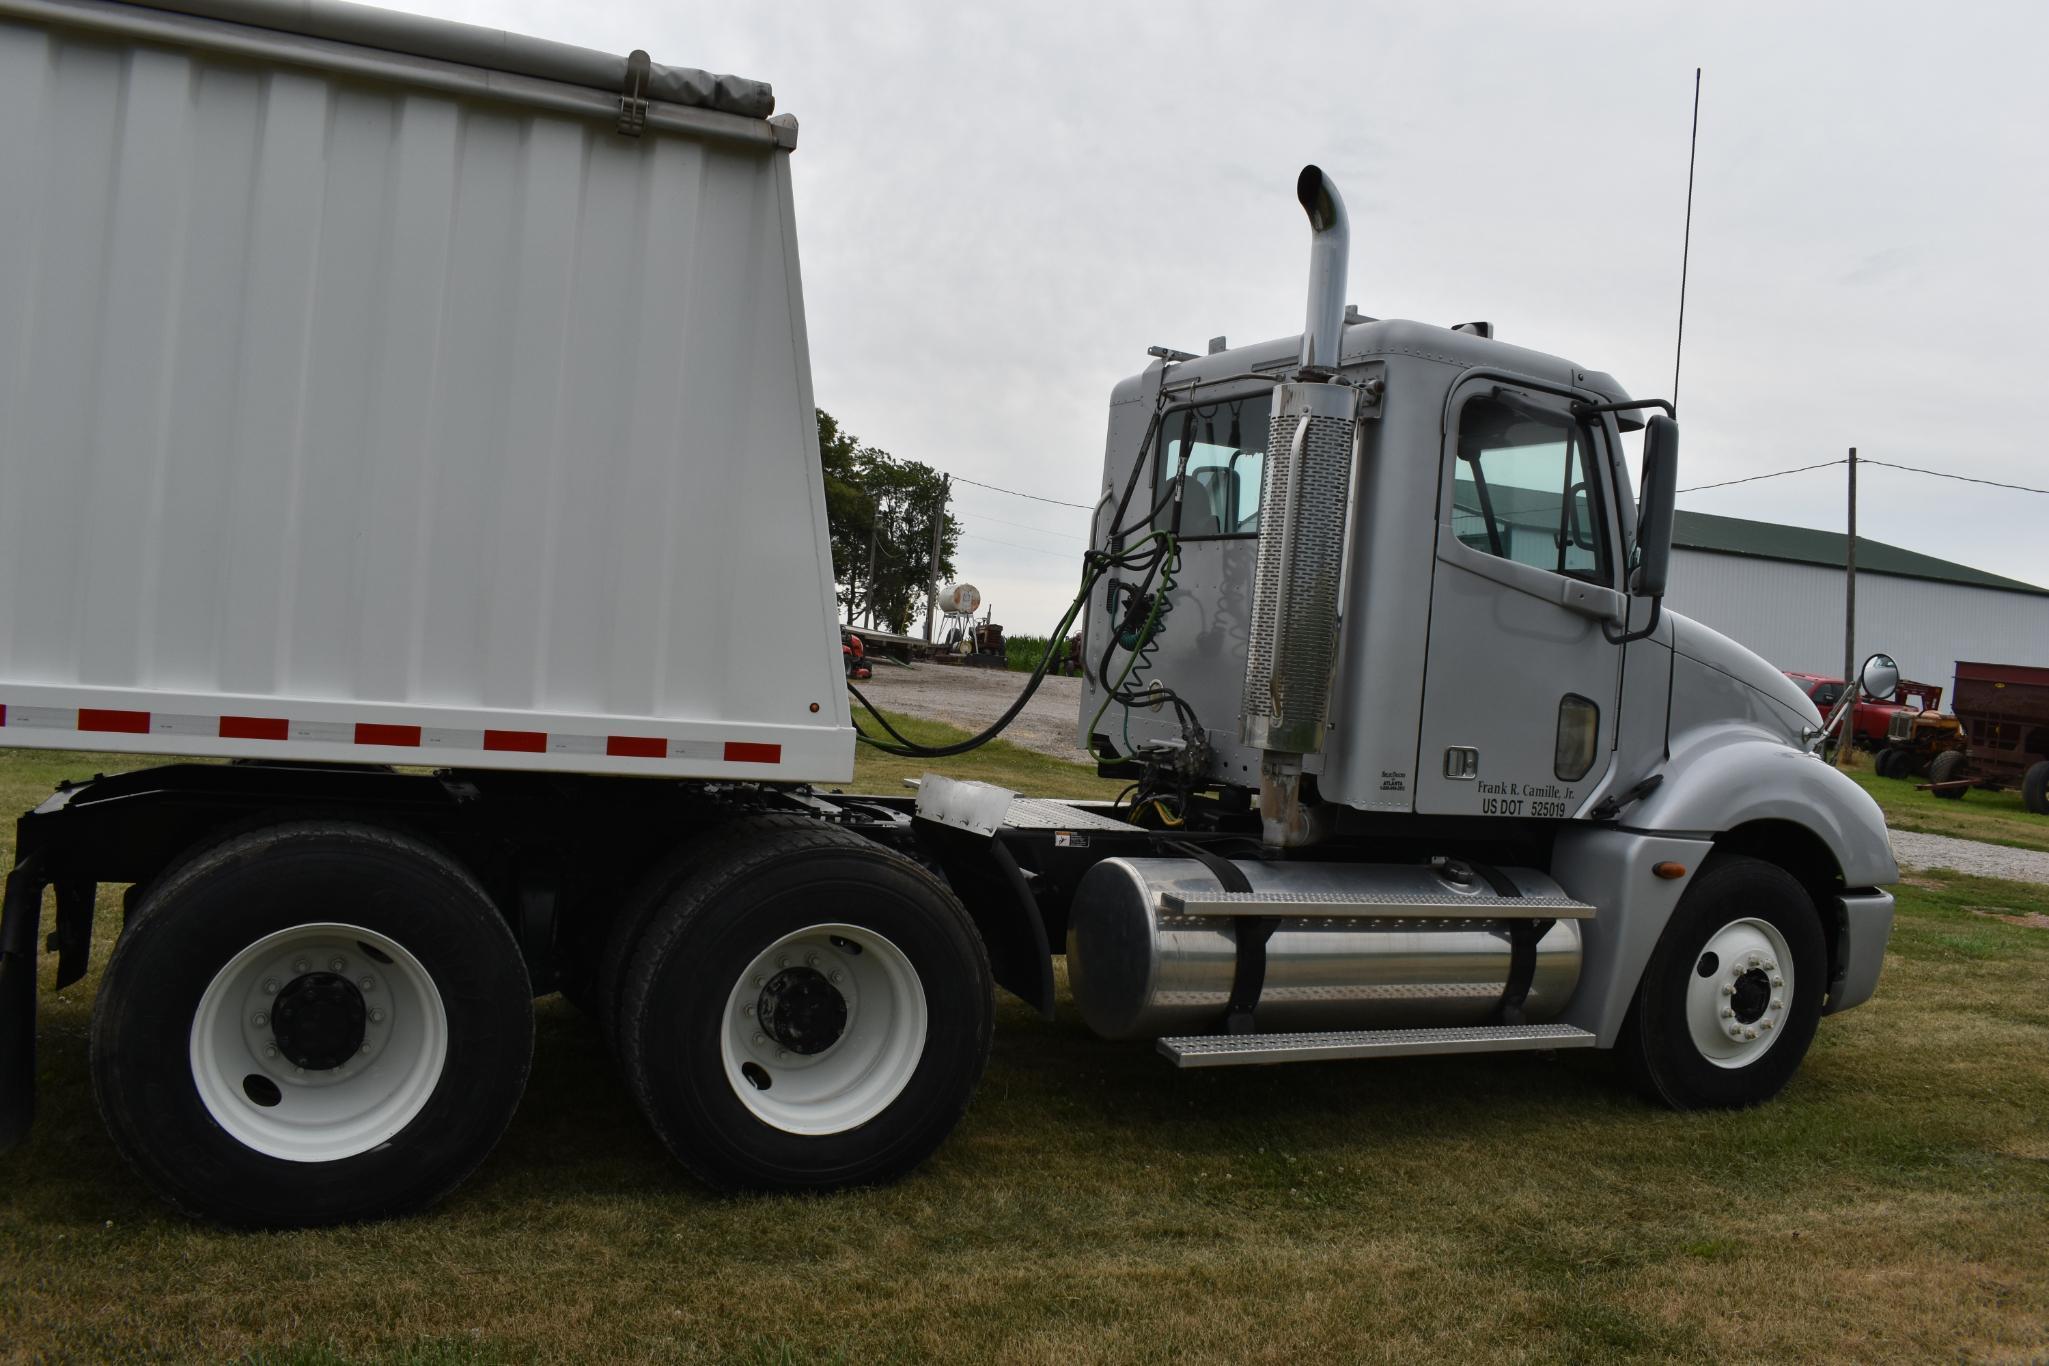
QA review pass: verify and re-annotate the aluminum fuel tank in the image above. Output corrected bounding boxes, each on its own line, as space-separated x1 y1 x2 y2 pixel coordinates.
1066 857 1583 1040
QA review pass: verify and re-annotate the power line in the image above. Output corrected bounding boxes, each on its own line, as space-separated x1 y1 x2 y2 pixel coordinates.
953 505 1089 543
1861 459 2049 496
946 474 1095 510
1678 458 1845 495
958 530 1085 561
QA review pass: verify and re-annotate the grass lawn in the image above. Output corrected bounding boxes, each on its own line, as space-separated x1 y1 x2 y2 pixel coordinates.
1 738 2046 1362
1845 763 2049 854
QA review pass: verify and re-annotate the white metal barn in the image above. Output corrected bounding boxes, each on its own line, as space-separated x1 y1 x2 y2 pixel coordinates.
1663 510 2049 694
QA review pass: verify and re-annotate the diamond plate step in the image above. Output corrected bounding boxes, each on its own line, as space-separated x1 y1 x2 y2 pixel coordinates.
1157 890 1594 920
1157 1022 1597 1068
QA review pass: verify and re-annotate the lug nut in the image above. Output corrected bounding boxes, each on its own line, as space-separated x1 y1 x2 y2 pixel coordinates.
1772 976 1784 988
1744 1028 1758 1040
360 1042 372 1054
253 1012 268 1027
359 977 375 992
741 1004 755 1017
807 953 820 967
1761 1019 1774 1031
1721 1008 1734 1019
294 959 310 974
369 1008 385 1024
263 979 279 995
830 970 844 984
777 955 789 969
264 1045 278 1059
1771 998 1783 1011
753 1033 767 1047
752 975 764 988
330 956 346 972
776 1049 788 1060
1721 984 1734 996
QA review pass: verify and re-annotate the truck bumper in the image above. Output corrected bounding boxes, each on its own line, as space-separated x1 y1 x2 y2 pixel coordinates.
1824 889 1895 1014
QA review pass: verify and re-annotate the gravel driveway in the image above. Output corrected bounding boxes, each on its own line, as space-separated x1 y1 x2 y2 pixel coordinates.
1888 830 2049 886
855 662 1090 762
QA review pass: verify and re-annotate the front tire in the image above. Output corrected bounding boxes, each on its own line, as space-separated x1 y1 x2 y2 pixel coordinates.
1617 855 1826 1110
91 823 534 1227
1929 748 1970 798
617 821 991 1192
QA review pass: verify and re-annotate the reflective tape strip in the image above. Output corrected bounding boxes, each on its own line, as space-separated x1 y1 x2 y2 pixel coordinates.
0 706 780 764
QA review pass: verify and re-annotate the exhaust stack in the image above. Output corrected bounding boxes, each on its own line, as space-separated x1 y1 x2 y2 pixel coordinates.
1295 165 1349 373
1241 167 1361 846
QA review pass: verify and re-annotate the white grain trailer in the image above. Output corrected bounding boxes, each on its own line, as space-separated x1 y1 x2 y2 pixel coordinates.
0 0 1900 1229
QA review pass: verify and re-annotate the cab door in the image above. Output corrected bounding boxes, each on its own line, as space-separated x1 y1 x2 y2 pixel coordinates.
1413 380 1627 818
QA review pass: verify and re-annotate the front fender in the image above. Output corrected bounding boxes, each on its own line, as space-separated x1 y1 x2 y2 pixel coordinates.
1631 738 1899 888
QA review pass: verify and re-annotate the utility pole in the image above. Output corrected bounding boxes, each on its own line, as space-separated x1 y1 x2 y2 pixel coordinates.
923 475 949 643
862 495 880 629
1838 446 1857 769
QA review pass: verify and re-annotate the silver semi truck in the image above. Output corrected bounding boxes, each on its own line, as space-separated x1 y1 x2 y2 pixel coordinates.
0 0 1896 1226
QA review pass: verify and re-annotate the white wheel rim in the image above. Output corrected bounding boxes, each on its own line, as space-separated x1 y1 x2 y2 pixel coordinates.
1685 917 1794 1069
188 923 448 1162
719 923 927 1136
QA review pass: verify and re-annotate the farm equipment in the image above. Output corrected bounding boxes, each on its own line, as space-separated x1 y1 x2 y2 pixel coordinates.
0 0 1896 1227
1877 703 1964 779
1925 662 2049 812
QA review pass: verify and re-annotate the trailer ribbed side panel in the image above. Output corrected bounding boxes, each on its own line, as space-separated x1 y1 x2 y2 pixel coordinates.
0 7 852 779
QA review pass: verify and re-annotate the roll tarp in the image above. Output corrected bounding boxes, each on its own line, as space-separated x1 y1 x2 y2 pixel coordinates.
120 0 774 117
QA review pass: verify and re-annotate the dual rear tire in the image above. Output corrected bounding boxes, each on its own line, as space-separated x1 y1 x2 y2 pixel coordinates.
92 823 533 1227
91 815 991 1225
609 820 992 1192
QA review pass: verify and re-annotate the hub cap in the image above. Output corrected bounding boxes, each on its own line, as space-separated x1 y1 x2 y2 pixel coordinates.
188 923 448 1162
719 923 926 1136
1686 917 1794 1069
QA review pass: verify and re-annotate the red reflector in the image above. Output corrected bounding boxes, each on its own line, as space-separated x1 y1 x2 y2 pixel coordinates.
723 741 781 765
606 735 667 759
79 708 150 734
219 715 289 741
0 705 8 726
354 723 421 747
1653 862 1689 880
483 729 548 753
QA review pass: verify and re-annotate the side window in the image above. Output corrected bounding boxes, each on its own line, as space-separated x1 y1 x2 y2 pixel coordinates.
1156 395 1272 537
1452 393 1612 583
1811 682 1843 710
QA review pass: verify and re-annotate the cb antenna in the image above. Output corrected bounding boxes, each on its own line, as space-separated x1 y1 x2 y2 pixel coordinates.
1672 67 1701 414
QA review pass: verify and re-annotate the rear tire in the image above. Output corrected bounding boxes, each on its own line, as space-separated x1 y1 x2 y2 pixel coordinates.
1617 855 1826 1111
618 821 991 1192
90 823 533 1227
2023 760 2049 815
1873 749 1903 779
1929 748 1970 799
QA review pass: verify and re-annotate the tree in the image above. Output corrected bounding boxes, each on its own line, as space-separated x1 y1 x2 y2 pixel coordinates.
817 410 959 634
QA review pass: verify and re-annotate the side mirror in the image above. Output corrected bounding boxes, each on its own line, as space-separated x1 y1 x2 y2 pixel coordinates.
1630 414 1678 597
1859 652 1900 703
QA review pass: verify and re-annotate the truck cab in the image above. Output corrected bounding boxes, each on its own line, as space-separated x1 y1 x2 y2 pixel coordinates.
1041 166 1896 1100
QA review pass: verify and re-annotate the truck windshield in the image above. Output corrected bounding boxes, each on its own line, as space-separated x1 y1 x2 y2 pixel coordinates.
1156 395 1272 538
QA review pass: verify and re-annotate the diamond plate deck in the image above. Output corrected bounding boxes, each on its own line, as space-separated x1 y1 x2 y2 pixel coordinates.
1158 890 1595 920
1001 798 1135 832
1158 1023 1597 1067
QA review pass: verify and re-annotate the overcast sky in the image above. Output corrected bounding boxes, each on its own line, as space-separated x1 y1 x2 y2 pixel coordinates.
417 0 2046 634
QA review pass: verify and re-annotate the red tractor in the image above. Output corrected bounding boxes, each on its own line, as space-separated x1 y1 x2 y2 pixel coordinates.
1783 671 1942 753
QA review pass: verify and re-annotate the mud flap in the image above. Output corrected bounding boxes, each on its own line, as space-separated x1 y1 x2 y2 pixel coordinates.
0 855 47 1151
914 822 1056 1021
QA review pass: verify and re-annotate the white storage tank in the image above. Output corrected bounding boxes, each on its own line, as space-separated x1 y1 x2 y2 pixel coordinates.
0 0 854 780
